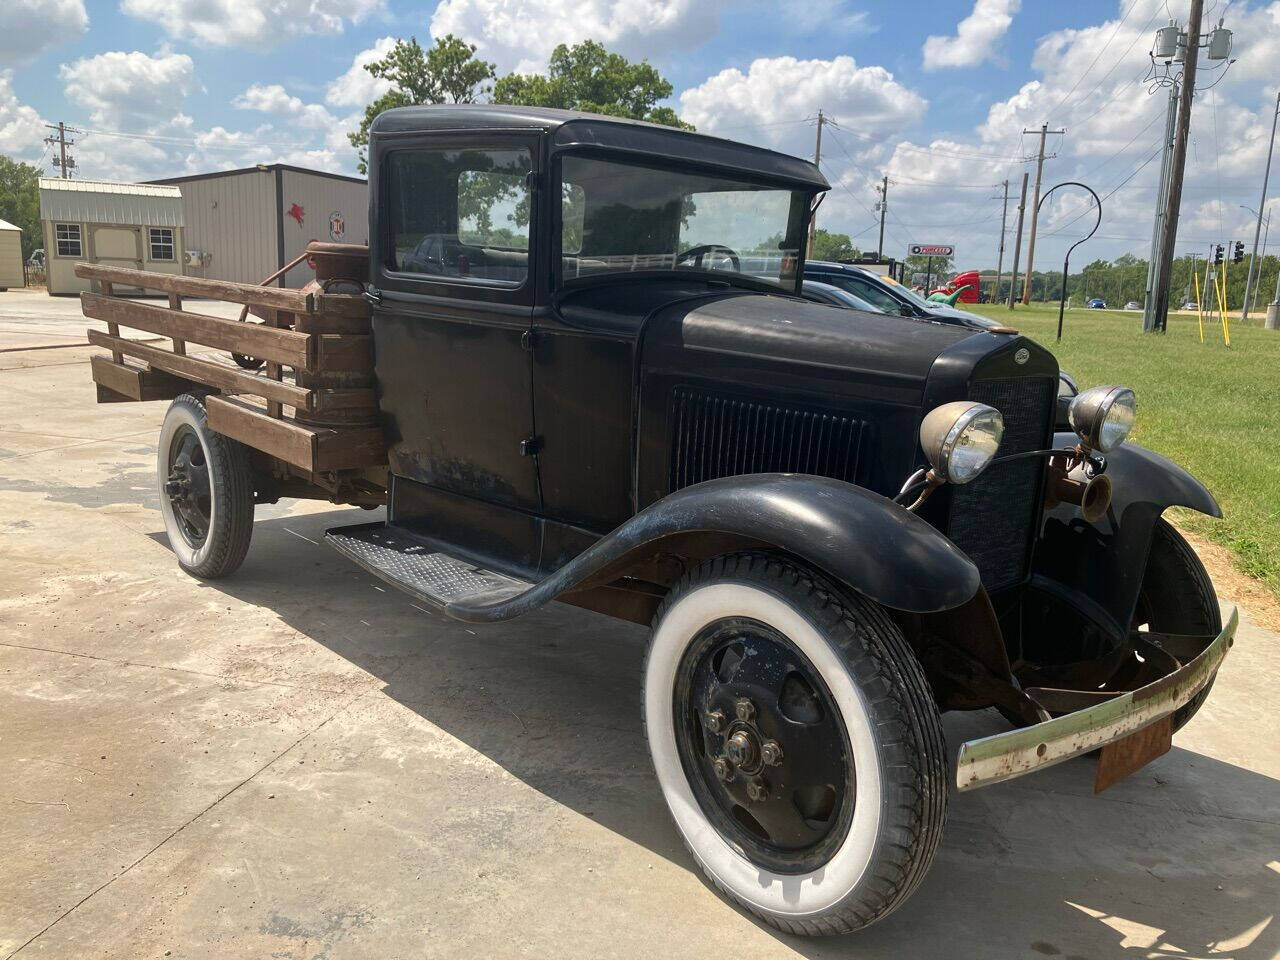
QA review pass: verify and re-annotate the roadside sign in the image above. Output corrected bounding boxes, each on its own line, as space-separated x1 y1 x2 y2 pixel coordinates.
909 244 955 257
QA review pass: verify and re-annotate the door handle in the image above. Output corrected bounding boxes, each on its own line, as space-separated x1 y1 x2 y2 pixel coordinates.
364 289 382 307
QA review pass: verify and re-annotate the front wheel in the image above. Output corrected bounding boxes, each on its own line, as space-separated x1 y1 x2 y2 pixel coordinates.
157 394 255 578
643 554 947 936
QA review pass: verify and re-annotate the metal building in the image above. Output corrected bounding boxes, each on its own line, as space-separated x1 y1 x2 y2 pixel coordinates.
0 219 22 290
38 179 186 296
149 164 367 287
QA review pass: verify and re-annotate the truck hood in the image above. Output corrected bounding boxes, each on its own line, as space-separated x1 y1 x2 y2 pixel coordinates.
679 292 990 382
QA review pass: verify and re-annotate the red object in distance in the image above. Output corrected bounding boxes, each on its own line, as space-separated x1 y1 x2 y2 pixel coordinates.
287 203 305 226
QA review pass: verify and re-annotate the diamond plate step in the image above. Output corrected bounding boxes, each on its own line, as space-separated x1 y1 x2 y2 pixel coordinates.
325 522 531 610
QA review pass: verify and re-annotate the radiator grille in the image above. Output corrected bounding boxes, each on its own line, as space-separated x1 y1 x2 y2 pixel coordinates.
947 376 1056 591
670 387 870 490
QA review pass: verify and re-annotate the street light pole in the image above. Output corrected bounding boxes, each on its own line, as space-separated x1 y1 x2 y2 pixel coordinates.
1242 90 1279 321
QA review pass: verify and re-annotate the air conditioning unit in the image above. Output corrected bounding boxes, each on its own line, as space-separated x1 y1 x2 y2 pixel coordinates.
184 249 206 267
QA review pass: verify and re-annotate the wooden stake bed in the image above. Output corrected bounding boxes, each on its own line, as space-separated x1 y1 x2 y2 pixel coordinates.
77 262 386 481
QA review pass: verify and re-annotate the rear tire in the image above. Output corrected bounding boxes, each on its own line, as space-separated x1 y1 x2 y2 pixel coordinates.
643 553 947 935
1133 519 1221 732
157 394 254 579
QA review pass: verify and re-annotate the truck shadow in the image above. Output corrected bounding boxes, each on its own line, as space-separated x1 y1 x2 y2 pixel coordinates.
197 508 1280 960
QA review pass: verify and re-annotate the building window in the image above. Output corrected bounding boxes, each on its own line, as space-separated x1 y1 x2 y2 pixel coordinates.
55 223 82 257
149 227 175 261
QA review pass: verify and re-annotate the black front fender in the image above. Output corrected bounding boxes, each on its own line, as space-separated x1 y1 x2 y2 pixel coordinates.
1034 433 1220 630
453 474 980 621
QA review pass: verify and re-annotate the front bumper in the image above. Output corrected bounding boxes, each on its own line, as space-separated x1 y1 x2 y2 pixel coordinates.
955 606 1238 791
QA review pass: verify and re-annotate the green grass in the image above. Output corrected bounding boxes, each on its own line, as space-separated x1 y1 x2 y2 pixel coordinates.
967 301 1280 601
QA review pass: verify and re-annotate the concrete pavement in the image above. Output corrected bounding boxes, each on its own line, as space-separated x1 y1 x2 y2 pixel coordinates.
0 294 1277 959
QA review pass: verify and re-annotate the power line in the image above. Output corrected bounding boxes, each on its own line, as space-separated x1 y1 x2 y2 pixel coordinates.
1048 0 1143 120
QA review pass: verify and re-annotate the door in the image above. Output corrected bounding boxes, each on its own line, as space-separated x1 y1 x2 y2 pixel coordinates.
91 225 145 291
371 138 542 566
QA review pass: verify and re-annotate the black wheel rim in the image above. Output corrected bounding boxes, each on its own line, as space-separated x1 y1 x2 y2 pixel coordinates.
673 617 855 874
164 424 212 548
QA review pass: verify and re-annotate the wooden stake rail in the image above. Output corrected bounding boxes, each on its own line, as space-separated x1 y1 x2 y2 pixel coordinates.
76 262 384 475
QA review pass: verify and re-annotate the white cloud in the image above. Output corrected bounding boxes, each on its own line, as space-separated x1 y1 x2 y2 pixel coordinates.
326 36 397 108
0 71 47 167
680 55 926 157
0 0 88 66
60 50 196 131
233 83 336 130
430 0 726 72
120 0 385 49
923 0 1021 70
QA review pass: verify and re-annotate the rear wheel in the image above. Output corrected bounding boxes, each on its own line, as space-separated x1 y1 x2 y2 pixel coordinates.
157 394 254 579
1132 519 1221 732
643 554 947 935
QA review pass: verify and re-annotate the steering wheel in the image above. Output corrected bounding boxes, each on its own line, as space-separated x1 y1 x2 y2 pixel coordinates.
676 243 741 272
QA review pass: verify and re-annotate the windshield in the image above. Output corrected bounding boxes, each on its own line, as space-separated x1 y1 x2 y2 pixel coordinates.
559 153 810 291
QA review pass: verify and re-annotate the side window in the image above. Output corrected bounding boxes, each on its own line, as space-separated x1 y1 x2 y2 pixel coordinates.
148 227 175 261
386 147 531 286
831 275 900 313
55 223 82 257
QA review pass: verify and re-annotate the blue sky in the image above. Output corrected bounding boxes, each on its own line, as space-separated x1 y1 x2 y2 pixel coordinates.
4 0 1279 269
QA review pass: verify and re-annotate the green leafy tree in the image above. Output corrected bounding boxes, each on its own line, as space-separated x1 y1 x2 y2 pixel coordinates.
493 40 692 129
810 229 859 262
905 253 955 286
348 36 497 173
0 156 42 259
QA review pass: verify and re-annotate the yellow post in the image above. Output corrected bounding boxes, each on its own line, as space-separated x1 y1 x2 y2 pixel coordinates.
1193 271 1204 342
1218 258 1231 347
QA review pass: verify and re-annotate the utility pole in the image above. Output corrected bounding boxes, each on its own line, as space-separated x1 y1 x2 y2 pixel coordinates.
1020 122 1065 303
43 122 79 179
1143 79 1181 330
807 109 826 259
1152 0 1205 330
1242 90 1279 320
1007 172 1029 309
993 179 1009 303
876 175 889 259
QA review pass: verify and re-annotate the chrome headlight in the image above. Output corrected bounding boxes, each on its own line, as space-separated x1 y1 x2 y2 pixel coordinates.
919 401 1005 484
1068 385 1136 452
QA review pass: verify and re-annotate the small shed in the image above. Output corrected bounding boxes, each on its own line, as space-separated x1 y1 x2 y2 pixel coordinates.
0 219 22 290
38 178 185 296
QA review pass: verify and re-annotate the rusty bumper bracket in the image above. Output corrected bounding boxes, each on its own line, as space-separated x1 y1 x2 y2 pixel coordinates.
955 606 1238 791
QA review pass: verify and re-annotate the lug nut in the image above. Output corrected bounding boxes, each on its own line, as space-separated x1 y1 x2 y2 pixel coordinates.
735 698 756 722
746 778 768 802
713 758 733 781
703 710 727 734
760 741 783 766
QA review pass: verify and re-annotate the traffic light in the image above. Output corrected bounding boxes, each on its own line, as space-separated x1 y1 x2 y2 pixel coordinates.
1233 240 1245 263
1214 244 1224 264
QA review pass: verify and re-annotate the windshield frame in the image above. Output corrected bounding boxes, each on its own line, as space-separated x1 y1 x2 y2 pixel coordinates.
550 146 818 296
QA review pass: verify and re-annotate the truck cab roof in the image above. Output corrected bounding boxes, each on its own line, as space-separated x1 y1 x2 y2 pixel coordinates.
369 104 830 191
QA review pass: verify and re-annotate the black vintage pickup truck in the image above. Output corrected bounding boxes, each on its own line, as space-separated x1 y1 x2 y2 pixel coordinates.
119 105 1234 935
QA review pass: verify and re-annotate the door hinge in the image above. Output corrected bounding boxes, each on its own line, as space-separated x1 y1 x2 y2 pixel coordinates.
364 288 383 307
521 328 537 351
519 435 543 457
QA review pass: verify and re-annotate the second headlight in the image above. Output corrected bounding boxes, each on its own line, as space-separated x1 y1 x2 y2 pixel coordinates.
1068 385 1136 452
919 401 1005 484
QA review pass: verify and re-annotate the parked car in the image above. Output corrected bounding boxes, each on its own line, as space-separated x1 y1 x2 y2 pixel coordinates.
805 261 1004 331
1124 301 1141 310
86 104 1237 937
1087 298 1107 309
800 279 883 311
1182 301 1199 311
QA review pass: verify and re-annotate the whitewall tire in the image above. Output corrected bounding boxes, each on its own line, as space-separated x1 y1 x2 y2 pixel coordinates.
643 554 947 936
157 394 255 579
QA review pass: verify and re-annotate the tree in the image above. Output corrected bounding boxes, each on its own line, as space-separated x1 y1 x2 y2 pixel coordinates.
493 40 691 129
810 229 859 262
348 36 497 173
904 253 954 286
0 156 42 259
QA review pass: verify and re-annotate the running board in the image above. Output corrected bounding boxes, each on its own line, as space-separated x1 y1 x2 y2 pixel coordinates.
325 522 532 612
